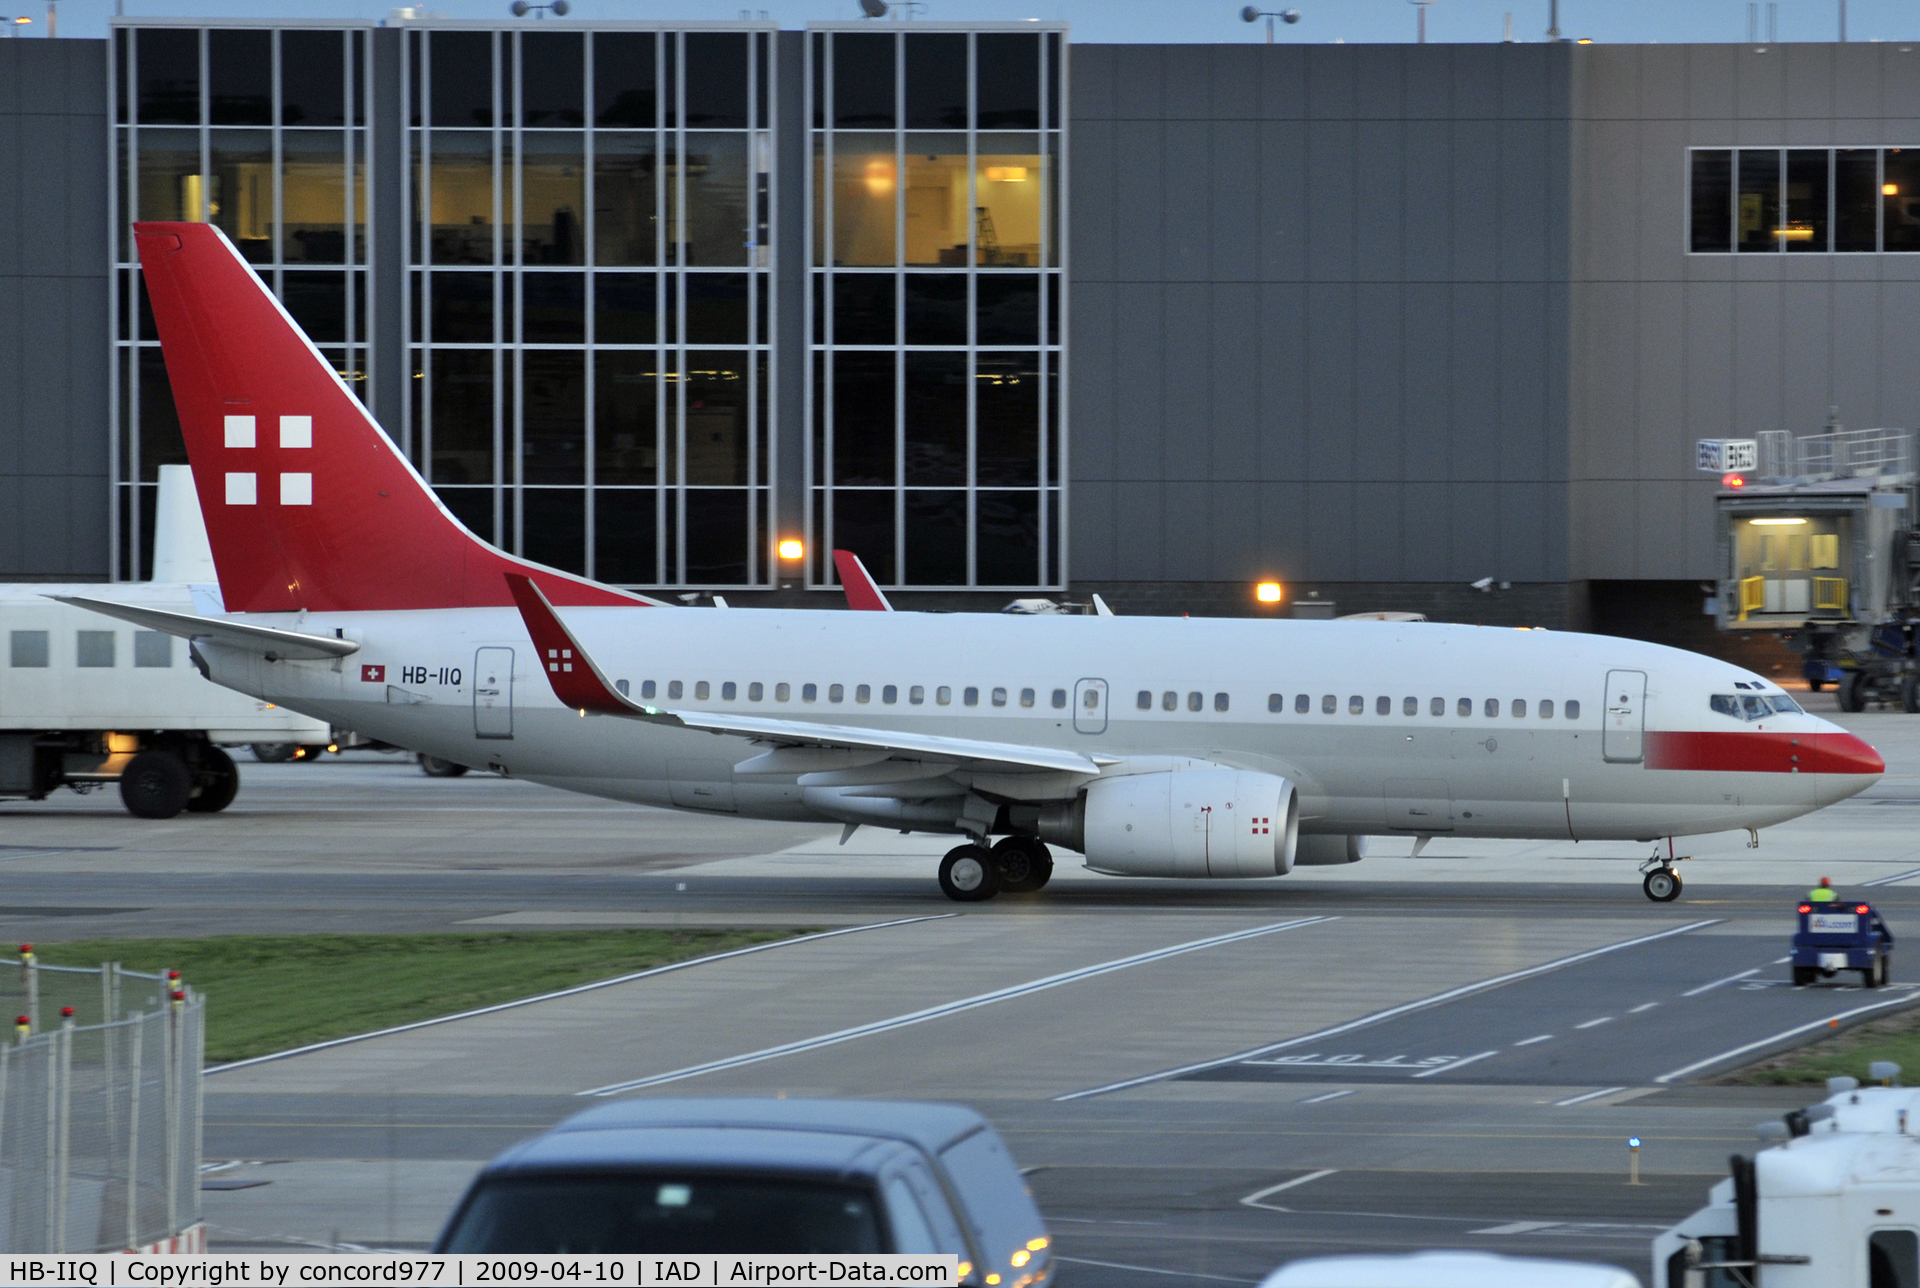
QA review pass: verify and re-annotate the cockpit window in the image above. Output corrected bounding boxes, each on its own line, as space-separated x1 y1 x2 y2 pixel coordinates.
1769 694 1802 714
1710 695 1741 719
1741 694 1770 719
1713 693 1800 721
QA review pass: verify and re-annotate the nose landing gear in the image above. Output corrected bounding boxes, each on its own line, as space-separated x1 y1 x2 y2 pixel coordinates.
1639 850 1688 902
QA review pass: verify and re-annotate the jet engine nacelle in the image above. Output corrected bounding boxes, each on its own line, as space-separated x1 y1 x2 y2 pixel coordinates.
1042 768 1299 878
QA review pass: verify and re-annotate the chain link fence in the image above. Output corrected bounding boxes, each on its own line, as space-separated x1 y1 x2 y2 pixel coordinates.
0 959 203 1252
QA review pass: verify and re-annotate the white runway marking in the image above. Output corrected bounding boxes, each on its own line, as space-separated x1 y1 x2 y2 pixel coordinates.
1553 1086 1629 1106
1574 1016 1614 1029
1864 867 1920 887
1657 993 1920 1083
1682 967 1761 997
1240 1170 1340 1211
205 913 958 1075
580 916 1338 1096
1056 919 1722 1100
1773 956 1792 964
1514 1034 1553 1046
1053 1257 1257 1284
1629 1002 1661 1013
1473 1220 1561 1235
1298 1089 1355 1104
1412 1049 1499 1079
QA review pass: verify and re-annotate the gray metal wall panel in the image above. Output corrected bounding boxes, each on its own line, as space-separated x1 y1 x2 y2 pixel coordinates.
1400 481 1450 582
1352 119 1403 283
1110 283 1165 480
1069 479 1116 581
1303 120 1355 281
1254 283 1307 475
1304 283 1354 481
1446 285 1500 480
1883 49 1920 118
1351 480 1401 580
1307 46 1355 120
1161 282 1212 479
1351 284 1402 482
1161 479 1210 579
1403 120 1451 282
1211 479 1260 579
1497 482 1545 581
1257 45 1306 120
1208 283 1258 482
1448 482 1499 581
1072 44 1114 122
1110 120 1165 280
1072 116 1117 286
1163 120 1212 280
1111 45 1163 120
1255 122 1306 281
1448 120 1499 279
1069 279 1116 481
1352 47 1402 122
1208 121 1258 283
1497 284 1549 481
1208 46 1259 121
1162 45 1209 122
1306 480 1355 581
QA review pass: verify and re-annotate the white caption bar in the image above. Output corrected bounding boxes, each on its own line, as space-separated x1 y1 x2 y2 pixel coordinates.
0 1256 959 1288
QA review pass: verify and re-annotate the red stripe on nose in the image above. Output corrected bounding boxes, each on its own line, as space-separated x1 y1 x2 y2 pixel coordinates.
1643 730 1884 774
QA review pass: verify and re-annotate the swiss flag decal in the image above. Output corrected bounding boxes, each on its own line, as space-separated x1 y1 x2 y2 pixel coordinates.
361 664 385 683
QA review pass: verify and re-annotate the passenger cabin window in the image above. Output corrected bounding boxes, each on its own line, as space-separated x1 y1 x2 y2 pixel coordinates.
9 630 49 668
776 682 792 701
1214 692 1229 712
641 680 657 699
1375 696 1390 715
1051 688 1067 709
1296 694 1310 714
616 679 630 696
77 631 115 668
963 687 979 706
134 631 172 668
1348 695 1363 715
1869 1230 1918 1288
829 684 845 702
1268 694 1283 713
1020 688 1035 707
1187 692 1202 712
1512 699 1526 718
1566 699 1580 719
1483 698 1498 718
721 681 737 700
1163 691 1178 711
749 682 764 700
1322 695 1336 714
856 684 871 703
937 686 952 705
667 680 684 700
1138 691 1153 710
991 687 1007 707
1430 697 1444 716
910 685 925 705
1539 699 1553 718
803 683 819 702
882 685 898 703
695 681 710 700
1403 697 1417 716
1457 698 1472 717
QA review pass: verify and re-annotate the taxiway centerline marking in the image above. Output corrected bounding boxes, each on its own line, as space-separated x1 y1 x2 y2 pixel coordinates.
1240 1169 1340 1211
1656 993 1920 1083
1472 1220 1561 1235
1574 1016 1614 1029
206 913 959 1075
1514 1034 1553 1046
1412 1049 1499 1078
1865 867 1920 887
1629 1002 1661 1013
1298 1089 1355 1104
1553 1086 1629 1106
1681 967 1761 997
579 916 1339 1096
1055 919 1721 1101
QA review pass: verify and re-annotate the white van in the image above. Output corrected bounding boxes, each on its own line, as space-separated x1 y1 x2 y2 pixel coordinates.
1260 1251 1640 1287
0 467 328 818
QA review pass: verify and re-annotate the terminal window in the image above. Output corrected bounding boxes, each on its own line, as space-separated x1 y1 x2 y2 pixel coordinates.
1691 147 1920 252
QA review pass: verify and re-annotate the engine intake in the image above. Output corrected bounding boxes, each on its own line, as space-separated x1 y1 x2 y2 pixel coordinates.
1038 768 1299 878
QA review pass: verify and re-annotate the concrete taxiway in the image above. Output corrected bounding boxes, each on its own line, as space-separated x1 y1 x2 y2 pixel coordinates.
3 698 1917 1283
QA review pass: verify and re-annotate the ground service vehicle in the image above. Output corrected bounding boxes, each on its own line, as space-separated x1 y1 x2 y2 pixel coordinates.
434 1098 1049 1286
1654 1078 1920 1288
1792 898 1894 987
0 467 329 818
1259 1251 1639 1287
95 221 1889 902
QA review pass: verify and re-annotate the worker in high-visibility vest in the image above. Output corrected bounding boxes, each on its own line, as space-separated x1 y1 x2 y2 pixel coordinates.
1808 877 1838 903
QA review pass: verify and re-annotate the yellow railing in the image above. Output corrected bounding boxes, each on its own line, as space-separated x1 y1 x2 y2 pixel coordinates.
1739 576 1766 620
1814 577 1848 612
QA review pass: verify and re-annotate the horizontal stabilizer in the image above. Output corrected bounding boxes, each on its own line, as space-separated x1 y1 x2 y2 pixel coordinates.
50 596 360 661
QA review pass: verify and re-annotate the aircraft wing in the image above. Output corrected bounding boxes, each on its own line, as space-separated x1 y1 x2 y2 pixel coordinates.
50 595 361 661
506 574 1100 778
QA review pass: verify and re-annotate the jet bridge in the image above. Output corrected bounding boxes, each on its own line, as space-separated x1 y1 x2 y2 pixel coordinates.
1704 426 1919 711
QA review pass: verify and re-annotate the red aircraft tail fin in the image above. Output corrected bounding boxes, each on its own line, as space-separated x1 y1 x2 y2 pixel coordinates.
134 221 649 613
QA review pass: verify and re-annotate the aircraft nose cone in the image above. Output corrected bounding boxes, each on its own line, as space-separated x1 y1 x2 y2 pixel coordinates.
1808 730 1885 776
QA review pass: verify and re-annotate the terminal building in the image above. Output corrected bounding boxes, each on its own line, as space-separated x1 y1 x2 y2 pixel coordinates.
4 26 1920 645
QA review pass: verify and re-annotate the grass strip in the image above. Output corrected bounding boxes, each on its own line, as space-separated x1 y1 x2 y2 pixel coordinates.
35 930 803 1064
1724 1004 1920 1086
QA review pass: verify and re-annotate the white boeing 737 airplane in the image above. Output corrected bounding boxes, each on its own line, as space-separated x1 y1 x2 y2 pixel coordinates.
66 222 1885 903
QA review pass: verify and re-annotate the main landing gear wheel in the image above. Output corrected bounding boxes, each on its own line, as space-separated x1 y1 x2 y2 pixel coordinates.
992 837 1054 893
938 845 1001 902
1642 868 1683 902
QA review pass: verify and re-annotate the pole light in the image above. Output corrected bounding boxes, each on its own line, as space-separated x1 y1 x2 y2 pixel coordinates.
1409 0 1435 43
777 538 805 561
1239 6 1300 43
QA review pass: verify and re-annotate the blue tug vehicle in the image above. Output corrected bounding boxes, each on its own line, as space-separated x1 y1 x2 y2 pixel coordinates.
1792 897 1893 987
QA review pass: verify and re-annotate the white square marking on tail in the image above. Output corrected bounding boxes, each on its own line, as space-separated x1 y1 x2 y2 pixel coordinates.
224 415 256 448
280 415 313 448
280 472 313 505
225 472 257 505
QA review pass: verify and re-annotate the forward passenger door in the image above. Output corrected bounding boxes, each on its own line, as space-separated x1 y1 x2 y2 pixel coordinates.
1603 670 1645 764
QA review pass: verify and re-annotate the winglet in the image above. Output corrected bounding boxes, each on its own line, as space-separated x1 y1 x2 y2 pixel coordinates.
833 550 894 612
505 574 655 717
1092 594 1116 617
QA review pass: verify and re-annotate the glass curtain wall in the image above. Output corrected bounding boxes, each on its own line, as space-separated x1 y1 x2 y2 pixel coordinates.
110 23 371 580
407 25 776 587
1688 146 1920 253
806 25 1065 590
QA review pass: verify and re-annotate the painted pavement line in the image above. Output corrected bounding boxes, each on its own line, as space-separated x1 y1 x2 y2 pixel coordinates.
1630 1002 1661 1013
1864 867 1920 887
1574 1016 1614 1029
1412 1049 1499 1079
580 915 1339 1096
1514 1034 1553 1046
206 913 959 1076
1055 918 1721 1101
1681 967 1761 997
1473 1220 1561 1235
1554 1086 1630 1107
1241 1170 1341 1211
1052 1257 1257 1284
1656 992 1920 1083
1298 1089 1354 1104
